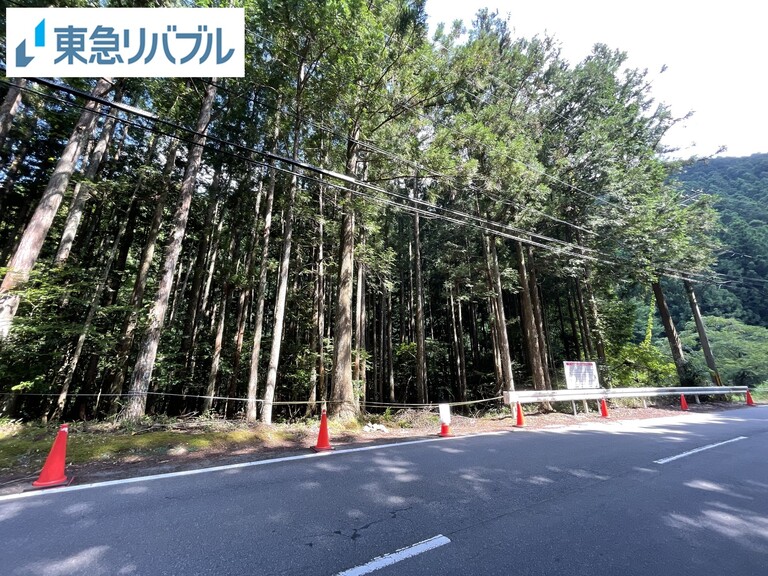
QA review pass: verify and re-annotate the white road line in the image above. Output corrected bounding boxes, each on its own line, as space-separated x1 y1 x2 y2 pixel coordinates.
654 436 748 465
334 535 451 576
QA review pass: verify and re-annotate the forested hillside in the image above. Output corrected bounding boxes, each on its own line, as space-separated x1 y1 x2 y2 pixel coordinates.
0 2 736 425
673 154 768 327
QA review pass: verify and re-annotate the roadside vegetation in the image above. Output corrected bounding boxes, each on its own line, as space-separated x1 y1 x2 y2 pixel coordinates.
1 3 767 431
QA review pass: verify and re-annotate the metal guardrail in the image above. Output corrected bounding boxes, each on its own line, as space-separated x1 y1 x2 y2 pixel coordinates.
503 387 748 414
504 386 748 404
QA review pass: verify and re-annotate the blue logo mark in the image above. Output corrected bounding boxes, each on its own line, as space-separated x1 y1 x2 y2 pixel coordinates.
35 19 46 47
16 19 45 67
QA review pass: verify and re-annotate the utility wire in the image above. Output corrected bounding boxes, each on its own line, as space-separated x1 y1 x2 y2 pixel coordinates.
199 75 604 238
4 76 763 289
14 76 605 259
245 27 627 214
0 77 741 287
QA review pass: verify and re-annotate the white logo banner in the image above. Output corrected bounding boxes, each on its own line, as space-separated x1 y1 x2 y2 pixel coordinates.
6 8 244 78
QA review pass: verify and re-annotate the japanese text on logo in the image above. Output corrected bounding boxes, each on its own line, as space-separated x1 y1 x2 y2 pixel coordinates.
7 8 244 78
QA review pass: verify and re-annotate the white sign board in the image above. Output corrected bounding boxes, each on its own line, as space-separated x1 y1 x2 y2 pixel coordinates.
563 361 600 390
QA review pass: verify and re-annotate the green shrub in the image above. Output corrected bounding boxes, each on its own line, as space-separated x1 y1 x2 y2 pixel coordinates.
608 342 677 387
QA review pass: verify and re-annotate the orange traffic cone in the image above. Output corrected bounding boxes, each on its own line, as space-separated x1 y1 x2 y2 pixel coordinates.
600 398 609 418
32 423 70 488
680 394 689 411
438 422 453 437
746 390 756 406
312 409 334 452
515 403 526 427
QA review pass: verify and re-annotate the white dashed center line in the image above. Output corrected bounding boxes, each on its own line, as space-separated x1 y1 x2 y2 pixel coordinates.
334 534 451 576
654 436 748 464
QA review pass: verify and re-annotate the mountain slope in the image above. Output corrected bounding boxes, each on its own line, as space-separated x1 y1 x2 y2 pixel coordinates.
674 154 768 326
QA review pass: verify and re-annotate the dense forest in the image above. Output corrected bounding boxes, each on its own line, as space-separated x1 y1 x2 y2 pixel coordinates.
672 154 768 327
0 1 763 425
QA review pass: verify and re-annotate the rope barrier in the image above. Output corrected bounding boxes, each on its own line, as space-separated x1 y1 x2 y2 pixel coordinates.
362 396 504 408
0 391 507 409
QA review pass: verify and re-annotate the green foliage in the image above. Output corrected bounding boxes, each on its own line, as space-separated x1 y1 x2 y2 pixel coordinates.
674 154 768 326
608 342 677 387
752 383 768 402
679 316 768 387
0 5 743 425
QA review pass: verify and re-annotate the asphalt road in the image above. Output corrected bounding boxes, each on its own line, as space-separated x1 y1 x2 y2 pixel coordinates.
2 406 767 575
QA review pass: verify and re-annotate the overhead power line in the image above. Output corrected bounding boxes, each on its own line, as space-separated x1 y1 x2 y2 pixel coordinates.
4 75 762 289
15 76 604 260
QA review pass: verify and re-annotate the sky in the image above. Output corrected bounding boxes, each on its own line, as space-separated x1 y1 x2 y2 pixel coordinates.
424 0 768 159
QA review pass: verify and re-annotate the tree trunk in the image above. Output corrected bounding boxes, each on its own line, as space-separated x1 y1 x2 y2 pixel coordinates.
245 111 282 423
52 191 136 420
527 246 552 390
467 300 479 367
50 178 86 267
384 290 395 403
399 265 407 345
0 79 26 154
413 213 428 403
261 63 307 425
450 286 468 403
168 249 192 326
54 87 124 266
353 258 363 387
318 269 327 405
652 280 691 386
307 251 321 416
260 180 298 425
556 295 572 360
373 290 381 403
203 284 230 413
516 242 547 394
408 240 415 344
683 280 720 385
0 78 113 341
200 207 225 323
180 171 222 375
486 236 515 393
330 128 360 420
105 139 178 411
0 141 29 221
574 280 594 359
121 79 217 422
228 180 263 413
54 89 124 266
566 288 582 360
307 179 326 416
489 300 503 389
583 271 607 366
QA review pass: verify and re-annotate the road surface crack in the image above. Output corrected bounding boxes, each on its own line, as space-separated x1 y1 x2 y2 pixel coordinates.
390 505 413 518
334 518 385 541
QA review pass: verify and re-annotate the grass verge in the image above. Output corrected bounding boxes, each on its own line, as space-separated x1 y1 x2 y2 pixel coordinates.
0 418 308 477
